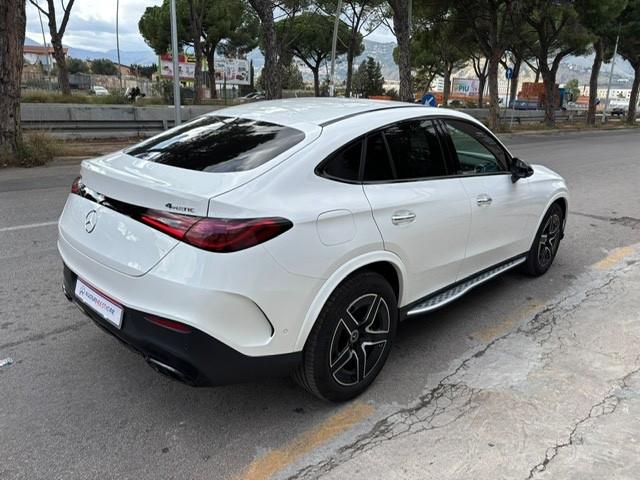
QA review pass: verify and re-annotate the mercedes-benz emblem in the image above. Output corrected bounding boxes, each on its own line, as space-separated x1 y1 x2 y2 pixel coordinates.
85 210 97 233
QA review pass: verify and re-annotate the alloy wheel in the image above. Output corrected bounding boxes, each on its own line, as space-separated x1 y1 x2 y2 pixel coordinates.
329 293 391 386
538 213 561 269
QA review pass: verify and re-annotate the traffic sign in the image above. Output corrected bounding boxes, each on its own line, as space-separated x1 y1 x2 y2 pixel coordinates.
422 92 437 107
505 67 514 80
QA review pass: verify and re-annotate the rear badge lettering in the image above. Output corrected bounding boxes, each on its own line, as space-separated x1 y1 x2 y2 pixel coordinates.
165 203 195 213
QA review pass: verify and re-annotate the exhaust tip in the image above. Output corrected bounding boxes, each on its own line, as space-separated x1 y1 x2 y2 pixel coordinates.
146 357 194 385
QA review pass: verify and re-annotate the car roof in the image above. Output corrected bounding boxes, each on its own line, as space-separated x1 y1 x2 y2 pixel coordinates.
212 98 480 129
211 98 423 127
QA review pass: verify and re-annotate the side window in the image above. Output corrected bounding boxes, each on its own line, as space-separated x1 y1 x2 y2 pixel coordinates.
321 140 362 181
444 120 508 175
363 133 394 181
383 120 447 180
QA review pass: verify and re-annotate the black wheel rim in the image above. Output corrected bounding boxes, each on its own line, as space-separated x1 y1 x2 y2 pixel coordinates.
329 293 390 387
538 213 561 269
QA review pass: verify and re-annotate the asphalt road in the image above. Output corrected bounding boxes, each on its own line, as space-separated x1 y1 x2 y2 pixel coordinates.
1 129 639 480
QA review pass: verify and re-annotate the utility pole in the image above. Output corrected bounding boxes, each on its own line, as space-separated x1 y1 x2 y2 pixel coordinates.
170 0 181 125
603 28 620 124
116 0 123 92
36 2 50 89
329 0 343 98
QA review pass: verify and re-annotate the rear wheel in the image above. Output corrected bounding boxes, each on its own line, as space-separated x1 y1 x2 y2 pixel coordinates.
294 272 397 401
523 203 564 276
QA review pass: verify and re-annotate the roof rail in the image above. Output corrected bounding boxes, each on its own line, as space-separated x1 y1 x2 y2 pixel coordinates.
318 104 417 127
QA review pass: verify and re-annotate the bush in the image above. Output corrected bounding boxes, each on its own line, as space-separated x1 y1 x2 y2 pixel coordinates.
0 131 66 168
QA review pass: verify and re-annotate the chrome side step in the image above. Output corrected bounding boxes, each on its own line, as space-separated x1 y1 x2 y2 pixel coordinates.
406 256 527 317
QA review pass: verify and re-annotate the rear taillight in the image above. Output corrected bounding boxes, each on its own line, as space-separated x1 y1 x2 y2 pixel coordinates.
139 210 199 239
71 176 83 195
139 210 292 253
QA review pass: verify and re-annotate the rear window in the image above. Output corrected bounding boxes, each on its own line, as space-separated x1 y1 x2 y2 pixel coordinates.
125 116 305 172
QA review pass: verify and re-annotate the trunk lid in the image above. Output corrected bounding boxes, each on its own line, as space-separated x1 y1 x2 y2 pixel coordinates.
80 151 262 217
61 120 320 277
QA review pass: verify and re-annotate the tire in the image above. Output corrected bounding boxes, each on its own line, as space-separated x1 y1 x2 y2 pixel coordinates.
294 271 398 402
523 202 564 276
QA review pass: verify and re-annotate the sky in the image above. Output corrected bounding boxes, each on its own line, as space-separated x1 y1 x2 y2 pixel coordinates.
26 0 396 52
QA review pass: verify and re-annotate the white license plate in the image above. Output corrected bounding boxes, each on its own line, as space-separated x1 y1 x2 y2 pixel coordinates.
74 279 123 329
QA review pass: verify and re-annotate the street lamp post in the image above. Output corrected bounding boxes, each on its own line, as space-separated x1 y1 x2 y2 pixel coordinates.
170 0 182 126
35 1 51 89
116 0 123 92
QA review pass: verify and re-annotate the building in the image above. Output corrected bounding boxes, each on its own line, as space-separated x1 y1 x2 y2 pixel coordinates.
23 45 68 68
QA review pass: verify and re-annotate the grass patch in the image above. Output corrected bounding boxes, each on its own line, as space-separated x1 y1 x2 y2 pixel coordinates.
0 131 67 168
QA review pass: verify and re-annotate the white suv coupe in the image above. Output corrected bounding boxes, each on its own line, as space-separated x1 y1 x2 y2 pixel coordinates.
59 99 568 401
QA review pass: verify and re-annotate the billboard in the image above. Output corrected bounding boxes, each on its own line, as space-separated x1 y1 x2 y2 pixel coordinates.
159 54 250 85
452 78 480 97
214 58 250 85
160 54 195 80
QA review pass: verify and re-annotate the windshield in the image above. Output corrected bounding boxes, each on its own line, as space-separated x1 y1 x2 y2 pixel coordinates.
126 115 305 173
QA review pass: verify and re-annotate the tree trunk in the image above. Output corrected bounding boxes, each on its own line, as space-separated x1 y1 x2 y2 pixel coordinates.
345 43 355 97
443 65 452 105
206 46 217 99
627 63 640 126
534 69 540 83
391 0 412 102
51 36 70 95
312 68 320 97
249 0 281 99
0 0 26 157
487 52 501 129
587 40 603 126
188 1 204 104
193 46 204 103
509 56 521 106
477 76 486 107
540 66 556 127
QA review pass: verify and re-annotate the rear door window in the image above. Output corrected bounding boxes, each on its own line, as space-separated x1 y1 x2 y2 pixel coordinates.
383 120 448 180
126 116 305 172
363 133 394 181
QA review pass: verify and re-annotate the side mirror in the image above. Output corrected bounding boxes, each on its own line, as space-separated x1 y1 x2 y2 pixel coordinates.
510 157 534 183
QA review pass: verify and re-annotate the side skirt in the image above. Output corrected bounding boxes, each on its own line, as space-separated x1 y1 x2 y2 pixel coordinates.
403 254 528 318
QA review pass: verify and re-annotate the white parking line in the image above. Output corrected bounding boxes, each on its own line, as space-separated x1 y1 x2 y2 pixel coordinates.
0 220 58 232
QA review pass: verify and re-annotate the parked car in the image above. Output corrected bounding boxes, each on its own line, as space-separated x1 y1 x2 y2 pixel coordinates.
610 107 627 117
239 91 266 102
90 86 109 97
58 99 568 401
510 99 540 110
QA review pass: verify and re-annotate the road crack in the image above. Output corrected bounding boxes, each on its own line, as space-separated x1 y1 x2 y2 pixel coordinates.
285 256 638 480
525 362 640 479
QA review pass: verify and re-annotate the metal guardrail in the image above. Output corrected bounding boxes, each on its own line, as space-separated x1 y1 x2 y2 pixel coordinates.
20 104 587 139
23 119 172 136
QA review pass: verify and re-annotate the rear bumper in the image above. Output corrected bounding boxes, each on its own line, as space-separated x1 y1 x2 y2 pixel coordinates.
63 264 301 386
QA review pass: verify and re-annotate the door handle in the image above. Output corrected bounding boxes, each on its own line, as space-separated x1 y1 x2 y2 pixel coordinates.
476 194 493 206
391 211 416 225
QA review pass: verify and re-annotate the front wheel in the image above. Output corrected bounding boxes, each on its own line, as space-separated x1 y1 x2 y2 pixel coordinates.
294 271 398 402
523 203 564 276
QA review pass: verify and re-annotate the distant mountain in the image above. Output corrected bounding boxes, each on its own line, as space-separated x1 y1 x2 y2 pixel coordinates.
67 47 157 66
25 36 157 65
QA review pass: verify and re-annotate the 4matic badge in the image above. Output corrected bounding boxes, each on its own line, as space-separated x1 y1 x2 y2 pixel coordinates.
165 203 195 213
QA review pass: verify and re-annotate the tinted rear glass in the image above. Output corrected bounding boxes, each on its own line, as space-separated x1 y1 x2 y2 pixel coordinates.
126 116 305 172
383 120 447 179
363 133 394 181
321 140 362 181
